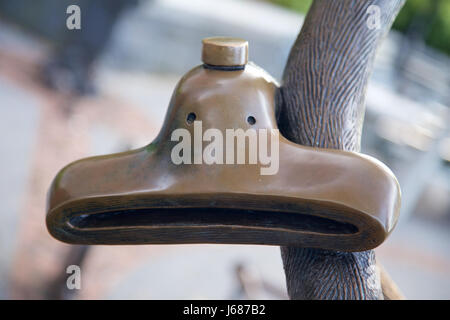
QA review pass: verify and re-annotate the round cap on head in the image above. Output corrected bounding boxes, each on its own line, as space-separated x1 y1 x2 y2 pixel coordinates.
202 37 248 67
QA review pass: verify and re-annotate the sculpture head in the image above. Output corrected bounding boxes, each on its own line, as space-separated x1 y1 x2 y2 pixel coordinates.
46 37 400 251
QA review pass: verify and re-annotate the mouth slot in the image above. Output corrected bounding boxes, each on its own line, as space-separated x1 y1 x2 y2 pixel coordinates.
69 207 358 235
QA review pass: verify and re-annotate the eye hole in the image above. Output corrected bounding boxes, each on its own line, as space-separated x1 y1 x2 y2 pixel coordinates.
186 112 196 124
247 116 256 125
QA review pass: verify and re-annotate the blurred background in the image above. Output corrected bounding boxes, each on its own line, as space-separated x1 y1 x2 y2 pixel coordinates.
0 0 449 299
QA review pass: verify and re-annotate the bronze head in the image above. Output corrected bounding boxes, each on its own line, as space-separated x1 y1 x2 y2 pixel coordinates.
46 37 400 251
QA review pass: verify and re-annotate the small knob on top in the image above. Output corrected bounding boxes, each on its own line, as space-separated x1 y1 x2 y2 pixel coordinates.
202 37 248 67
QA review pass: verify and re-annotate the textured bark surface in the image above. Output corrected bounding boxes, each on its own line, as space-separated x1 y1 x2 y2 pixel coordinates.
277 0 405 299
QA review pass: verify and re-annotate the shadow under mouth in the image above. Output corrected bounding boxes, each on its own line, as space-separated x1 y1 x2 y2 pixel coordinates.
69 207 358 235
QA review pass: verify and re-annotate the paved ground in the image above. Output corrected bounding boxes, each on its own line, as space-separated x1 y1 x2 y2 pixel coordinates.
0 76 39 298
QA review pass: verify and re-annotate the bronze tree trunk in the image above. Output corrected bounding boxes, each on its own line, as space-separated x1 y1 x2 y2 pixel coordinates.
277 0 405 300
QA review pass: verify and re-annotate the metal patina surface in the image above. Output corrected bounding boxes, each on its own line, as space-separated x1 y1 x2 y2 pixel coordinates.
46 37 400 252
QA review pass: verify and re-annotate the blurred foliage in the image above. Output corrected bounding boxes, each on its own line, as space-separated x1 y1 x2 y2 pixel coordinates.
269 0 312 13
393 0 450 55
268 0 450 55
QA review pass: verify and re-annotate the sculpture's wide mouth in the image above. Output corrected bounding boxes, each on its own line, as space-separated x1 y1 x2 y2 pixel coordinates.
47 193 386 251
68 207 358 235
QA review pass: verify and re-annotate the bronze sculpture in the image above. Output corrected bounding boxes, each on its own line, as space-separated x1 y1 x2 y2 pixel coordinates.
46 0 407 300
47 37 400 252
